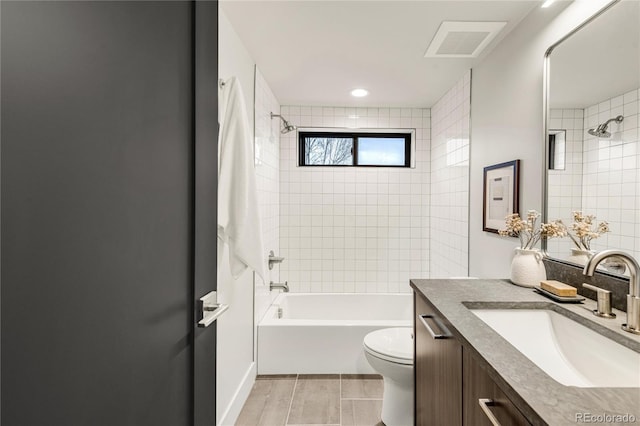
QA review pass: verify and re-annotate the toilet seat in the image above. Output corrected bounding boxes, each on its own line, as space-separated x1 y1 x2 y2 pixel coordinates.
363 327 413 365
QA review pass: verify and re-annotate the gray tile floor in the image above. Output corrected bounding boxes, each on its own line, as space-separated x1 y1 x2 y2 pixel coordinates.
236 374 385 426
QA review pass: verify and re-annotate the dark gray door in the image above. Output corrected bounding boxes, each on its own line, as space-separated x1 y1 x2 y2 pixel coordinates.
1 2 218 425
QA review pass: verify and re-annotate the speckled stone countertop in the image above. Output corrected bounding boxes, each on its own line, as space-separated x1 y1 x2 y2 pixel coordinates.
410 278 640 426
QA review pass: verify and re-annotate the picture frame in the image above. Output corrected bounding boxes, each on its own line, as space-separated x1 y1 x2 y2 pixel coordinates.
483 160 520 233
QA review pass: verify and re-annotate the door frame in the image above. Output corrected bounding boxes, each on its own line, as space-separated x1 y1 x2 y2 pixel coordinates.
192 2 219 425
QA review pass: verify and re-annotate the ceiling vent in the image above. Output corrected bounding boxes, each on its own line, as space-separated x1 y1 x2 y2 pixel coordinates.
424 21 507 58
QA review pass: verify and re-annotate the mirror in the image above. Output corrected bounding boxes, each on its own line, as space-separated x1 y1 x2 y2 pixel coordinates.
544 0 640 269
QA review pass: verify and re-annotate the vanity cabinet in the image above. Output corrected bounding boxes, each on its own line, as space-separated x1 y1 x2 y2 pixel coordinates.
414 292 462 425
414 291 531 426
463 350 530 426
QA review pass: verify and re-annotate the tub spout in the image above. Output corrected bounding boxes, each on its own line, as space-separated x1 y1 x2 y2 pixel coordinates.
270 281 289 292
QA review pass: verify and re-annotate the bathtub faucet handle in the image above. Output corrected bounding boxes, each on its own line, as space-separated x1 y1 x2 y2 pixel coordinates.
270 281 289 292
268 250 285 270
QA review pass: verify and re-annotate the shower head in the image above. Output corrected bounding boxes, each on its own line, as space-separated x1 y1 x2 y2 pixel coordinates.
281 122 297 134
587 115 624 138
270 112 297 134
588 126 611 138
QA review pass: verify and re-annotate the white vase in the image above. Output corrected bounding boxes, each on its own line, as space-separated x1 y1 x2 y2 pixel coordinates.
510 248 547 288
567 248 594 266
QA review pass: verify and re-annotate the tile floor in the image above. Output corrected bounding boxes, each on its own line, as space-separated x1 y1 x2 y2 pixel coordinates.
236 374 385 426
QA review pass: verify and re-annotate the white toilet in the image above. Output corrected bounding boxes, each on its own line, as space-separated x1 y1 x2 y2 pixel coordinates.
363 327 414 426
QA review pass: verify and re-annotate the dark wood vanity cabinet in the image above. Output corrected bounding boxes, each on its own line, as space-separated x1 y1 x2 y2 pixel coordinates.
463 350 530 426
414 292 462 425
414 291 531 426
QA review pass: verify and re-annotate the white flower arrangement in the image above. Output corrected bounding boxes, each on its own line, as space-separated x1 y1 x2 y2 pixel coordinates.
561 211 610 251
498 210 566 250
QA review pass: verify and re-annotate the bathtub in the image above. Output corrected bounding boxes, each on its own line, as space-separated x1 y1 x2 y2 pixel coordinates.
257 293 413 374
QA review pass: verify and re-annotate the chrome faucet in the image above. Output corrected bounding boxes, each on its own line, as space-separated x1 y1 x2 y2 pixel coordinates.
583 250 640 334
269 281 289 292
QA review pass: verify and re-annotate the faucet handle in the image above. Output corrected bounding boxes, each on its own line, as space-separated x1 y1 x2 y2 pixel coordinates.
582 283 616 318
268 250 285 270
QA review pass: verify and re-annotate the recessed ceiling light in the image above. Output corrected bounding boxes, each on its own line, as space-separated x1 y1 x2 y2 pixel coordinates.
541 0 556 8
351 89 368 97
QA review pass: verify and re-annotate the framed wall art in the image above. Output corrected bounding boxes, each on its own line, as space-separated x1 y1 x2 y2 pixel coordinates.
483 160 520 233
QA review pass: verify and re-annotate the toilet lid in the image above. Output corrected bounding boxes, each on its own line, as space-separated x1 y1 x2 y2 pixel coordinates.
363 327 413 365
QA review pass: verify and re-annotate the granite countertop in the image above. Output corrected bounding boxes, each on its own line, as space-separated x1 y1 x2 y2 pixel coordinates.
410 278 640 426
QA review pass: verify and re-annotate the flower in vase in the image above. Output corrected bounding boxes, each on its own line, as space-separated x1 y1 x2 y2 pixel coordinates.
561 211 609 251
498 210 566 250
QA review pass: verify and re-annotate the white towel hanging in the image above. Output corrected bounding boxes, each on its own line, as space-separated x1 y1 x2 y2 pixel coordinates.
217 77 267 282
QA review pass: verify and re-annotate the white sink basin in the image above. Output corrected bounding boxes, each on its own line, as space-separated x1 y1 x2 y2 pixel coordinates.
471 309 640 388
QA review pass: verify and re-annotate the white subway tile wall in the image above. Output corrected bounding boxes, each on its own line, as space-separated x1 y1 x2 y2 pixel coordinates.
547 108 585 258
582 89 640 260
429 70 471 277
254 69 281 320
546 88 640 261
278 106 431 293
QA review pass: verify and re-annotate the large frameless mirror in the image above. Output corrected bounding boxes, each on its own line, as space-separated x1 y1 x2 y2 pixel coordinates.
543 0 640 272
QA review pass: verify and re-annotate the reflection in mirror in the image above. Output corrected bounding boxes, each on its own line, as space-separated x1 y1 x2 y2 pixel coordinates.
548 130 566 170
545 0 640 272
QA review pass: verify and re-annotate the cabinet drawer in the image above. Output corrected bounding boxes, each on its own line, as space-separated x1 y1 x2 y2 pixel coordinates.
414 292 462 426
463 350 531 426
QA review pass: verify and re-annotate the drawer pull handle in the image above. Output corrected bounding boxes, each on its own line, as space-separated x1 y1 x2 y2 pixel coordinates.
479 398 502 426
418 314 450 339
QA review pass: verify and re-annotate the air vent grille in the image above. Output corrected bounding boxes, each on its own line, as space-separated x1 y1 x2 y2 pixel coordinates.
436 31 490 55
425 22 506 58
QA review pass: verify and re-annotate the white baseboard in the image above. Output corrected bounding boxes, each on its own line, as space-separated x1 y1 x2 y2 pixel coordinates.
217 362 257 426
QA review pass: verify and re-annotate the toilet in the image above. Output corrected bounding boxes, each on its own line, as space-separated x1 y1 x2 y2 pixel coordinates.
363 327 414 426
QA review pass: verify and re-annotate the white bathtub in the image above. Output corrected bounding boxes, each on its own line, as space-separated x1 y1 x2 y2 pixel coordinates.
257 293 413 374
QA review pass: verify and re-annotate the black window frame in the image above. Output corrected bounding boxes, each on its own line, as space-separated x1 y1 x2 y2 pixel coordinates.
298 130 412 167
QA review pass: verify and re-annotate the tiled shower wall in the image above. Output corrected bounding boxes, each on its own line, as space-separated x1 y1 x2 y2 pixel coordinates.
546 89 640 261
429 70 471 277
278 106 431 293
254 68 280 321
582 89 640 259
547 108 584 258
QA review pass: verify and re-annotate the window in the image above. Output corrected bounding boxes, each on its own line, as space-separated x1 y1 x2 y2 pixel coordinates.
548 130 566 170
299 130 412 167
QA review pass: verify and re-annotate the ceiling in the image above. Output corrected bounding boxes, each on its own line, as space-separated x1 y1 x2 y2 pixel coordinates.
549 0 639 109
221 1 542 108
